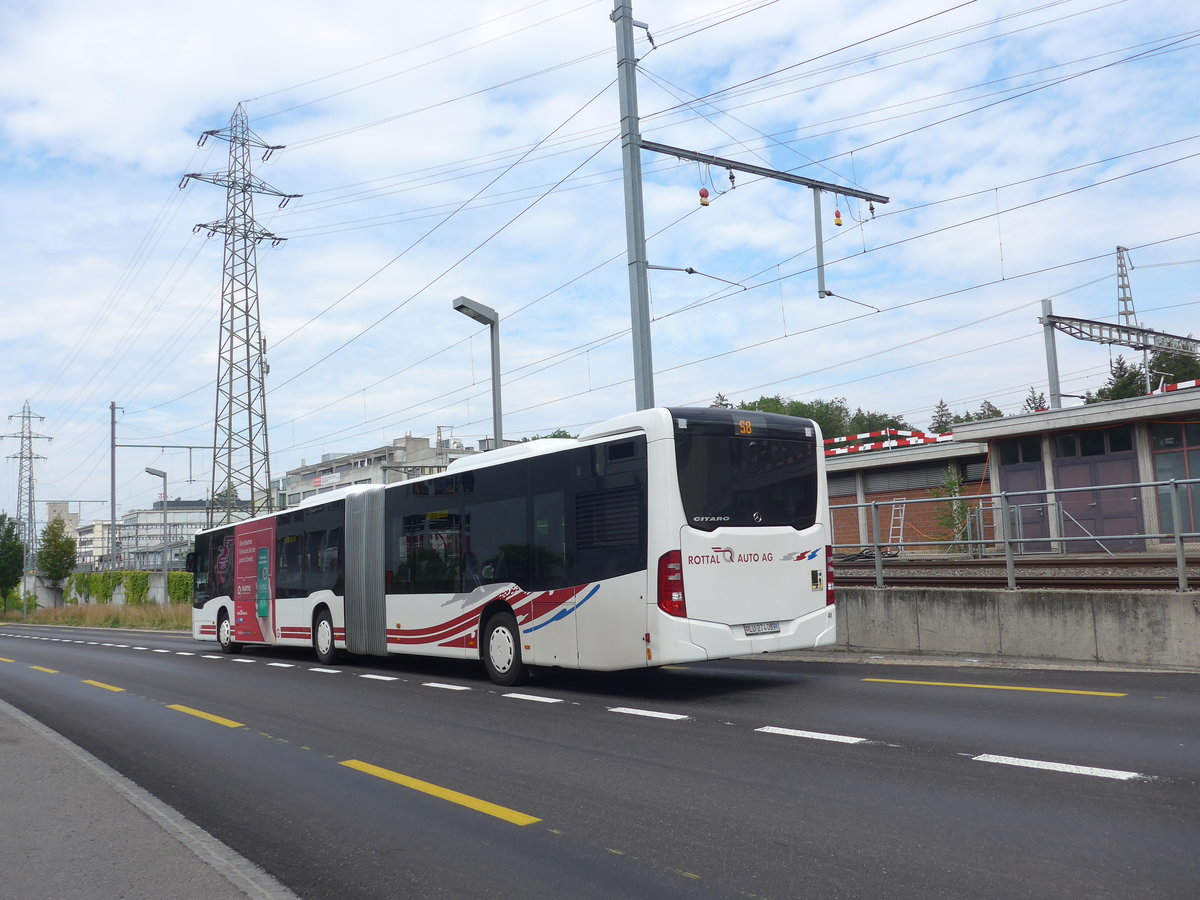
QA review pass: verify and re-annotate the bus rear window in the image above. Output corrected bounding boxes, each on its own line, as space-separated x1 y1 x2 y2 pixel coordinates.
675 434 817 531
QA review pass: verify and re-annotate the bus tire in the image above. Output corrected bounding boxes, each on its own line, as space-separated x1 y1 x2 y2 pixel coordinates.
217 611 241 655
313 609 339 665
482 611 526 686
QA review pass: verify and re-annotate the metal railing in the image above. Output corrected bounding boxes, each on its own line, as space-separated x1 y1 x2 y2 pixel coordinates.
831 476 1199 591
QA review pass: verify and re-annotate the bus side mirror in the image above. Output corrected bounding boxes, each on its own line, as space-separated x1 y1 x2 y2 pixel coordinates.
185 552 196 574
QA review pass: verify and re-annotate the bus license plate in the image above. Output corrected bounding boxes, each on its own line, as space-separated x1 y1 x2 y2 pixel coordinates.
744 621 780 635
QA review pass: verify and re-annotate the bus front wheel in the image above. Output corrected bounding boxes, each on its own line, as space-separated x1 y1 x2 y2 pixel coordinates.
482 611 527 686
217 612 241 655
313 609 339 665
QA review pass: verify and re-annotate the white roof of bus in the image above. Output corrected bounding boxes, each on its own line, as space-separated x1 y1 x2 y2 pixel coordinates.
295 483 377 508
446 408 681 473
445 438 576 472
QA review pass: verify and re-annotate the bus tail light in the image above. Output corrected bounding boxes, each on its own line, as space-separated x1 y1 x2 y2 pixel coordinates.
657 551 687 618
825 545 836 606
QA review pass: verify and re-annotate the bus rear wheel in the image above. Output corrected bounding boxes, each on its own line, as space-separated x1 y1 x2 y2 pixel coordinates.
313 609 339 665
482 611 527 686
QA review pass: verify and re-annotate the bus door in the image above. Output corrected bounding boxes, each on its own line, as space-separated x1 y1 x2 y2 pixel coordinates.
233 519 276 643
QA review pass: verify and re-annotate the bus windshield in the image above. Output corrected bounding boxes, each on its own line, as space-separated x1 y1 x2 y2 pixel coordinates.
671 409 818 531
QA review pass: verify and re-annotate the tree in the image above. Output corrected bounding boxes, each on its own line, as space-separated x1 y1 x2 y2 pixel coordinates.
783 398 854 437
0 513 24 602
1147 348 1200 389
1085 355 1145 403
845 406 912 435
929 464 969 551
930 399 953 433
1021 386 1047 413
709 393 734 408
973 400 1003 421
37 516 77 603
741 394 788 415
521 428 576 441
737 394 912 439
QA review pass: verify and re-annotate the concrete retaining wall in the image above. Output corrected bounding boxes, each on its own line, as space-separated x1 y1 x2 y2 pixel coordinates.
837 587 1200 668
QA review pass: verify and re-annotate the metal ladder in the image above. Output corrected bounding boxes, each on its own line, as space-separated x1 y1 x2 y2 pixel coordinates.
887 498 906 554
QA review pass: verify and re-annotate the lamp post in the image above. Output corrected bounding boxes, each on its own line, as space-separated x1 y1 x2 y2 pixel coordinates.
452 296 503 449
144 467 168 604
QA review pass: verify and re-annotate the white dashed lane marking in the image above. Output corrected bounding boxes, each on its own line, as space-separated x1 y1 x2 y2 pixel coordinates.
608 707 689 721
504 693 563 704
756 725 869 744
973 754 1146 781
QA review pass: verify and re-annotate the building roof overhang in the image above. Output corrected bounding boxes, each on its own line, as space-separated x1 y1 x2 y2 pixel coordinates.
826 439 987 473
951 387 1200 442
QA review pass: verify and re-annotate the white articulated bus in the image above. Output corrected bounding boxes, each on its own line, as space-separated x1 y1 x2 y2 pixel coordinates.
189 407 835 684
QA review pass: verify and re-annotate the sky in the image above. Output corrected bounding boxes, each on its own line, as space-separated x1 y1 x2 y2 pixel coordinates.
1 0 1198 528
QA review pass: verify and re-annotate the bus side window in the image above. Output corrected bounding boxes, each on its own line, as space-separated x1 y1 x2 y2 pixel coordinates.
305 527 343 594
464 496 528 588
533 492 567 589
397 512 461 593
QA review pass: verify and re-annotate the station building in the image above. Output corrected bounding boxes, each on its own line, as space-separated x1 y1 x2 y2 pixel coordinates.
827 381 1200 554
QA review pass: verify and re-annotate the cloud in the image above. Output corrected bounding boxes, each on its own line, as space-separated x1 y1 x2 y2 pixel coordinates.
2 0 1198 523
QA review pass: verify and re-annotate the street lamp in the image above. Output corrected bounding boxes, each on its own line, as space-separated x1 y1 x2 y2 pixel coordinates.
144 467 168 604
452 295 503 449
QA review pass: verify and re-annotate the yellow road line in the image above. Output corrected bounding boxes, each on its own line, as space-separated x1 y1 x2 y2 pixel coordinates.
30 666 59 674
340 759 540 826
862 678 1126 697
83 680 125 693
0 657 14 663
167 704 245 728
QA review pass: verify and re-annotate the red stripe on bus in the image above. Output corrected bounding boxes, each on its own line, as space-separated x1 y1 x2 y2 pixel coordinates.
385 585 585 646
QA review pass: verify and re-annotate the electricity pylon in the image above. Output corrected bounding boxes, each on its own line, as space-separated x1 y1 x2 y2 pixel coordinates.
181 103 300 527
3 400 52 570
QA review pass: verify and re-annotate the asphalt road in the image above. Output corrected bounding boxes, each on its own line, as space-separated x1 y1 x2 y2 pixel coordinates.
2 623 1197 899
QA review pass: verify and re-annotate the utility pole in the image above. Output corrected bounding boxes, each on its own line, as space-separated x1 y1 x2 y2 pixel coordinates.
110 401 121 569
3 401 52 600
612 1 655 411
1041 299 1064 410
181 104 300 527
611 1 889 410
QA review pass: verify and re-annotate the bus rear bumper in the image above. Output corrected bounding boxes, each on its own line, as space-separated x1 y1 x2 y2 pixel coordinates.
684 605 836 660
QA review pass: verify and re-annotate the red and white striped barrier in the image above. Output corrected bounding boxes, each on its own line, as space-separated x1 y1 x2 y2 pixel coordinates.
1155 379 1200 394
824 428 940 446
825 434 955 456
